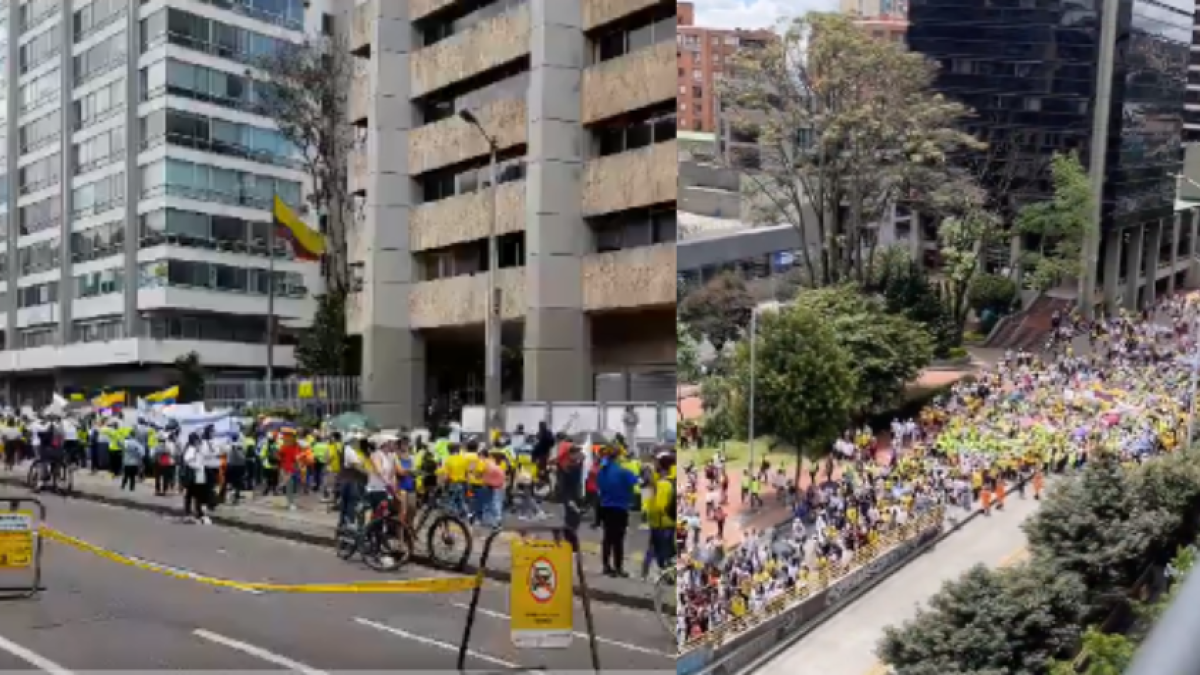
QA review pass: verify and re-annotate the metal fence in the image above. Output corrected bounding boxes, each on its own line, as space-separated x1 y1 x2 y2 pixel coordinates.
205 377 362 417
458 401 677 442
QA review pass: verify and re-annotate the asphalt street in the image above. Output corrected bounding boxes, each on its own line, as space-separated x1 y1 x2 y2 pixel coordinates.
0 489 675 672
751 491 1039 675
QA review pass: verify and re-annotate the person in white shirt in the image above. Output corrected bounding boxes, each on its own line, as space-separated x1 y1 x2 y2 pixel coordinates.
181 434 211 524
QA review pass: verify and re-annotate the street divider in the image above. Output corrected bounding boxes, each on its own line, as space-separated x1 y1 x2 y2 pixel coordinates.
39 525 482 594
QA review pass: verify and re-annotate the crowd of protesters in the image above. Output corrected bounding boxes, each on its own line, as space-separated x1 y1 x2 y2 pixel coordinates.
676 296 1200 649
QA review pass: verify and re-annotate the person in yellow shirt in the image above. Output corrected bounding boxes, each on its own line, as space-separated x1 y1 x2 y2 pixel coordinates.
641 450 676 578
442 442 469 519
461 440 484 524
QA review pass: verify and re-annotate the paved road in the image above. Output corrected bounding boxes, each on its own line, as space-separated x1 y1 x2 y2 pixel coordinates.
751 492 1038 675
0 490 674 672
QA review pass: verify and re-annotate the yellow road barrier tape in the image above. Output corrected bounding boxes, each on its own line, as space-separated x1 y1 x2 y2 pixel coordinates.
39 526 482 594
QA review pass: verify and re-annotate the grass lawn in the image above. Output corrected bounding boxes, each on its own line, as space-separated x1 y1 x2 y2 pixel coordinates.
681 438 810 474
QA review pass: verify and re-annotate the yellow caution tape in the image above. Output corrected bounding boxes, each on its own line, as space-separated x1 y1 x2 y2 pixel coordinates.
39 526 482 594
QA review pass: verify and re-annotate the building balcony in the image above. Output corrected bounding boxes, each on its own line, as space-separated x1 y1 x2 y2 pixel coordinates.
349 69 370 126
411 181 525 252
350 0 374 57
411 0 458 22
410 3 531 98
0 338 297 372
583 243 676 311
409 98 527 175
349 146 368 195
409 267 525 329
583 0 667 32
582 40 676 125
582 140 677 217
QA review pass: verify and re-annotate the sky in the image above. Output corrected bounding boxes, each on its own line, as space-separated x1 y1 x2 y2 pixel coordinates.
690 0 839 30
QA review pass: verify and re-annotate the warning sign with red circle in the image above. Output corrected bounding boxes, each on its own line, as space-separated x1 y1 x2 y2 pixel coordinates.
510 539 573 649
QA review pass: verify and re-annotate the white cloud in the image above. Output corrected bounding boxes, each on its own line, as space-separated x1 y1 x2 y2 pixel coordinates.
690 0 838 30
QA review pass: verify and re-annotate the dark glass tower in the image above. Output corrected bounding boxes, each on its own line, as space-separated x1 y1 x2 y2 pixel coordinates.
908 0 1191 307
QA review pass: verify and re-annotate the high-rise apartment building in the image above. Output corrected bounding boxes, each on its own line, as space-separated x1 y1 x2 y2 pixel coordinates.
345 0 677 426
676 1 772 133
909 0 1195 312
0 0 324 402
840 0 908 41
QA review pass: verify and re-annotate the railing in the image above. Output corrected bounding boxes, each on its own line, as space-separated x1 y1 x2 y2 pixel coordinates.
206 376 362 417
1127 563 1200 675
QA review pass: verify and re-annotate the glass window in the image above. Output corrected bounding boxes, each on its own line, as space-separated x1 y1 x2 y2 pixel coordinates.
76 0 129 42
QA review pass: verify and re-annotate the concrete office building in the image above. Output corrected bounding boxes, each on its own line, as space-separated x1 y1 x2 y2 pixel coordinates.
1188 0 1200 143
345 0 677 427
909 0 1195 313
0 0 326 403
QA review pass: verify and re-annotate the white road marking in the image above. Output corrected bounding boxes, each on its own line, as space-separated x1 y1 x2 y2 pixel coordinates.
0 632 73 675
449 602 673 658
192 628 327 674
353 617 522 670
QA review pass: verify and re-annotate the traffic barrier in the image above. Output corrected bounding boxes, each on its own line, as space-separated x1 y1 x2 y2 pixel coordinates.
39 526 482 594
677 506 946 675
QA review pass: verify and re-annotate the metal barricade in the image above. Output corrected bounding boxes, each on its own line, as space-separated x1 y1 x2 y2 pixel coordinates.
205 376 362 417
458 401 678 443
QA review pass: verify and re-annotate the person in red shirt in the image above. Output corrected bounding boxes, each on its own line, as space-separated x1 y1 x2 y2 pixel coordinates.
278 428 302 510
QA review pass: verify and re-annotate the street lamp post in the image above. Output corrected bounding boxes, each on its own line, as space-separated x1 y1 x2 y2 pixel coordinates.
748 309 757 469
459 110 502 435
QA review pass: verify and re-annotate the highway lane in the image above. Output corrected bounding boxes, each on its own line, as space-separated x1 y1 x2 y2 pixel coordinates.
751 492 1039 675
0 491 674 672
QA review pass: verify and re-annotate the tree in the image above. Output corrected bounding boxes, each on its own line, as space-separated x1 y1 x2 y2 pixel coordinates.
729 304 857 468
295 289 351 376
792 286 933 413
699 375 739 446
254 36 354 293
720 12 982 288
1016 152 1094 293
938 203 1002 336
1048 628 1136 675
173 352 206 404
878 257 959 357
879 562 1086 674
1023 450 1177 619
679 272 755 350
678 321 702 384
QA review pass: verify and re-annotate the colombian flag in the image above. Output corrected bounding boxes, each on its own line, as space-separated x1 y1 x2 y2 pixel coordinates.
273 196 325 261
92 391 127 408
146 386 179 404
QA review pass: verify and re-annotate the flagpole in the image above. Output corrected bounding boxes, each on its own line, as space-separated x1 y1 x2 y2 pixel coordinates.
266 207 276 402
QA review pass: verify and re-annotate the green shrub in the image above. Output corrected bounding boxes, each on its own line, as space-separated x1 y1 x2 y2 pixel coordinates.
969 273 1019 317
947 346 969 359
962 331 987 345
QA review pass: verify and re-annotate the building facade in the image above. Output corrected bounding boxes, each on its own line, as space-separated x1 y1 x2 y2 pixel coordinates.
1188 0 1200 143
346 0 677 427
840 0 908 42
676 1 772 133
0 0 324 403
908 0 1193 311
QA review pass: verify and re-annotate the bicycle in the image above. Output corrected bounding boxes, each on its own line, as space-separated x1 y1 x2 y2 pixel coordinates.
338 488 473 572
654 559 677 637
27 456 75 495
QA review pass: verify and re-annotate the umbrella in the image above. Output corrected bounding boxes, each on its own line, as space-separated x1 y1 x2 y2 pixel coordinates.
328 411 375 432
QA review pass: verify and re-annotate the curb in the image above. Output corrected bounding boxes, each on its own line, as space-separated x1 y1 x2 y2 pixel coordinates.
0 476 656 612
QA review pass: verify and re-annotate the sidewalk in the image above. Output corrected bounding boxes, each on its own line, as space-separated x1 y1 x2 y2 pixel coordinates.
0 466 660 610
700 364 980 547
